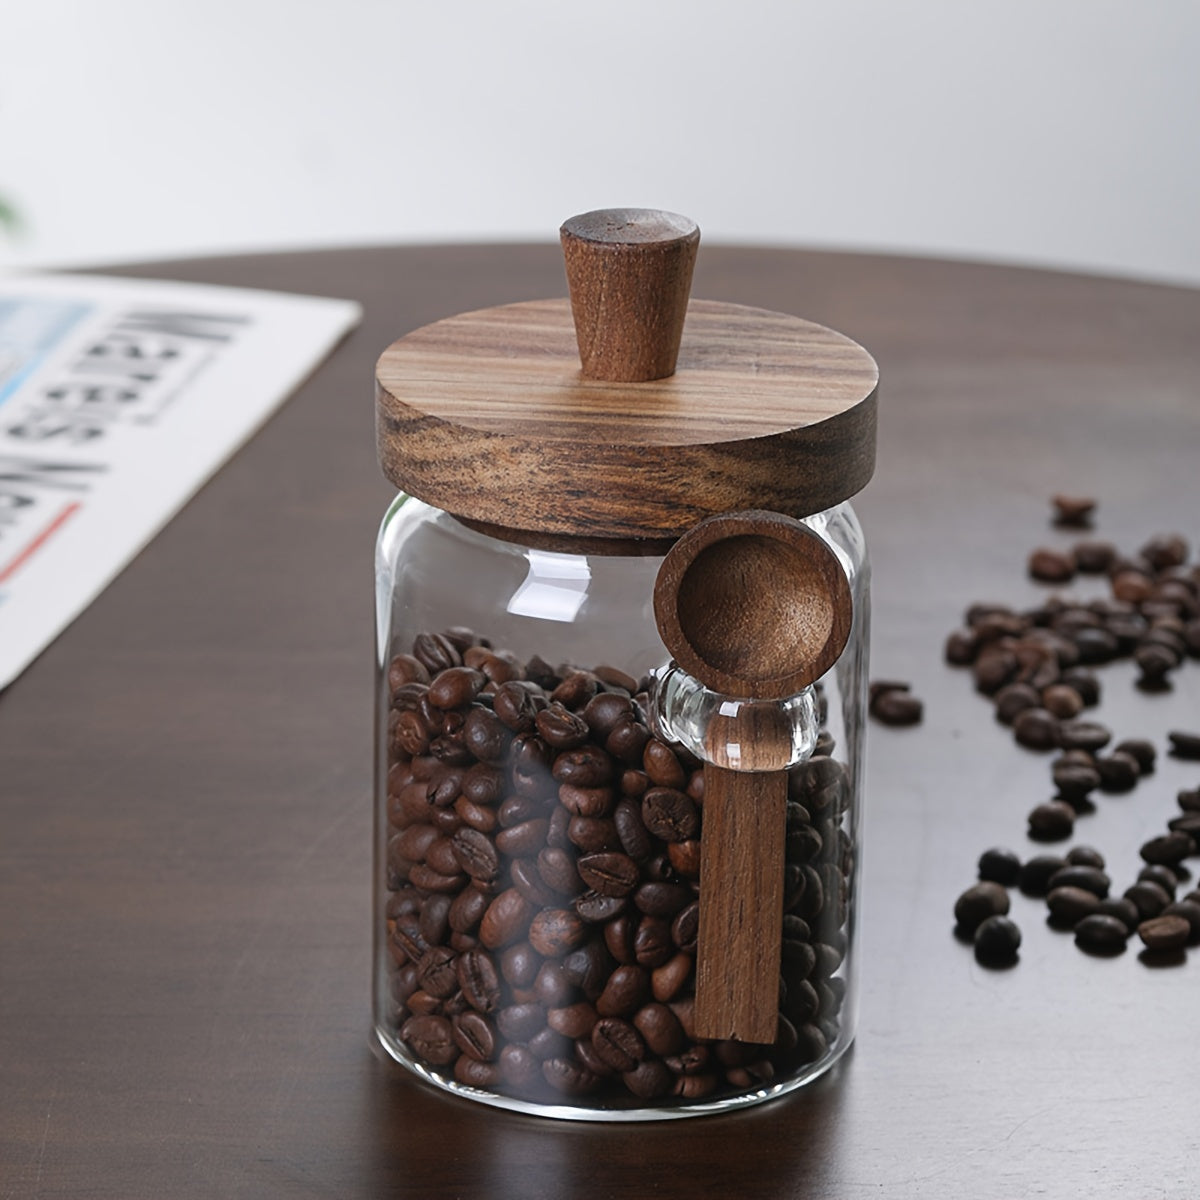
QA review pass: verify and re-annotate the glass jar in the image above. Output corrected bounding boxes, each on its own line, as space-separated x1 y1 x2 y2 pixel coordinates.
371 208 879 1120
373 497 869 1119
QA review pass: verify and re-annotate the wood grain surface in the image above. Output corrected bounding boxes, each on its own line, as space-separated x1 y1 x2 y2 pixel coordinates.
693 767 787 1045
375 299 879 539
654 509 853 700
2 242 1200 1199
560 208 699 382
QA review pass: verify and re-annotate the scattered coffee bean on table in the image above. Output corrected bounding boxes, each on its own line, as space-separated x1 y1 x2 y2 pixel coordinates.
1137 915 1191 952
1074 914 1129 955
1168 731 1200 761
974 916 1021 965
977 848 1022 887
953 882 1010 935
948 502 1199 971
868 681 924 727
1051 495 1097 528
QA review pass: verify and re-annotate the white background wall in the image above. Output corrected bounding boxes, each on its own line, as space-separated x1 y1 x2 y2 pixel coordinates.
2 1 1198 284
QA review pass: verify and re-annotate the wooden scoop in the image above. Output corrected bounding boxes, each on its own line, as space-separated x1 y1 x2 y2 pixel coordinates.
654 510 852 1044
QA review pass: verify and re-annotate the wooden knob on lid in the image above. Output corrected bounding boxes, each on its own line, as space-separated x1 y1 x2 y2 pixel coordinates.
560 208 699 382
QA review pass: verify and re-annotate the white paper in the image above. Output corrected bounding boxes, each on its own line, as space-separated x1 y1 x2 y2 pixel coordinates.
0 272 361 689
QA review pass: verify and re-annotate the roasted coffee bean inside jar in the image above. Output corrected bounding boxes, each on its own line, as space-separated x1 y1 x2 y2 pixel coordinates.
381 630 855 1109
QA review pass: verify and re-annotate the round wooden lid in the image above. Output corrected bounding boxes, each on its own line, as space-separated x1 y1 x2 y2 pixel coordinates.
375 213 878 543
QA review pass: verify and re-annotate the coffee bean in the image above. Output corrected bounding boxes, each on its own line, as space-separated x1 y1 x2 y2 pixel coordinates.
580 692 635 739
567 816 621 854
553 746 615 787
1014 708 1059 751
402 1014 459 1064
974 649 1018 695
498 1044 541 1092
427 666 486 710
1019 855 1068 897
528 909 587 958
1029 548 1076 583
1124 881 1172 920
495 818 550 858
577 852 640 898
643 740 688 788
546 1002 599 1040
1112 570 1154 604
492 681 542 732
606 720 652 765
1052 758 1101 802
1057 721 1112 752
1136 643 1179 685
1041 684 1084 720
623 1059 676 1100
550 671 602 711
1095 751 1140 792
452 1011 498 1061
532 961 574 1008
412 633 462 674
1140 832 1195 866
1047 865 1109 898
954 882 1010 934
1138 915 1191 952
596 965 650 1017
667 839 701 878
1028 801 1075 842
974 915 1021 964
978 847 1022 886
1162 900 1200 943
1095 897 1140 932
561 942 615 999
1064 845 1105 869
1060 668 1101 706
450 827 500 882
1074 913 1129 955
1140 533 1189 570
634 881 693 918
651 953 692 1003
558 783 615 818
462 707 512 763
1168 813 1200 838
1073 540 1116 573
994 683 1041 726
872 688 923 726
591 1018 645 1072
536 847 581 895
542 1057 600 1096
945 628 980 665
499 941 540 989
496 1002 546 1042
479 888 536 950
1168 731 1200 760
641 788 699 842
1179 788 1200 813
1047 886 1101 927
1136 864 1177 897
456 948 501 1013
574 889 628 923
535 703 591 749
1105 741 1151 777
1051 494 1095 526
448 884 490 935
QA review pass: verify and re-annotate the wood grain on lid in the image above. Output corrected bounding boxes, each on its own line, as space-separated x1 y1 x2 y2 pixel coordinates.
376 297 878 541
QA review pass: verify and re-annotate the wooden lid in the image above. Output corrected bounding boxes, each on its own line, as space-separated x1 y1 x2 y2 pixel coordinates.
375 213 878 542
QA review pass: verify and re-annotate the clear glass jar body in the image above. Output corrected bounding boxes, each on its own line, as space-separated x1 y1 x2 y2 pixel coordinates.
373 497 870 1120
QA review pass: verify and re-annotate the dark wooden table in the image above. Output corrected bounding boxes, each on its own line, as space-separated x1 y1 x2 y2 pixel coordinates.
3 243 1199 1198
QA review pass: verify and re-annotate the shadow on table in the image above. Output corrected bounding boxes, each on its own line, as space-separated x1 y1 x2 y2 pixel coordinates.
362 1044 853 1199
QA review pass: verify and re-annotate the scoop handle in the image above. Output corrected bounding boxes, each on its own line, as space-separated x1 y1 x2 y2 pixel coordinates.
693 766 786 1044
